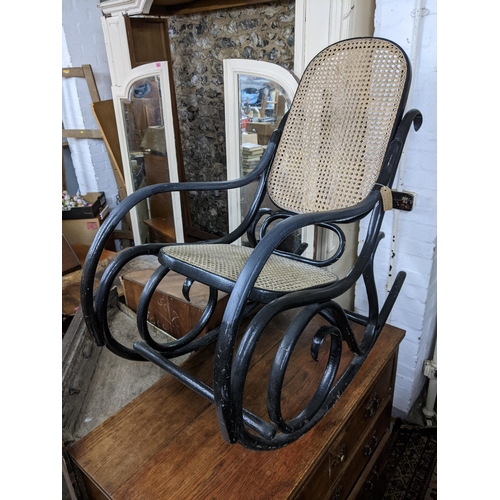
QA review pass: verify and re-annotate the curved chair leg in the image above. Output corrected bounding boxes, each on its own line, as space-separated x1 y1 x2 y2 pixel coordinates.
209 228 407 450
93 244 165 360
91 245 223 360
379 271 406 327
136 265 220 355
209 292 363 449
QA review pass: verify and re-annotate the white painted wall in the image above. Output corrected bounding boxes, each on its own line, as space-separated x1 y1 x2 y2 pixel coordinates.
354 0 437 417
62 0 118 208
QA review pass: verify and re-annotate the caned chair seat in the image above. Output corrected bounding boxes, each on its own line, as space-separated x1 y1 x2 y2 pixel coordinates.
161 244 338 293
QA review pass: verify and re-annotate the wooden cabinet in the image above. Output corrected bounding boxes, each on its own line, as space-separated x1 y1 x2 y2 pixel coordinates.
67 317 403 500
293 366 394 500
103 15 195 244
125 17 172 69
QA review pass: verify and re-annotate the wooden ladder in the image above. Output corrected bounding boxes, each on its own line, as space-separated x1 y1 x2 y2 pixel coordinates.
62 64 133 244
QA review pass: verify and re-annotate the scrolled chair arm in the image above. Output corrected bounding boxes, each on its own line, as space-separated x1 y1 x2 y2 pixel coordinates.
80 128 283 346
247 208 348 267
378 108 423 187
235 190 383 292
212 190 386 446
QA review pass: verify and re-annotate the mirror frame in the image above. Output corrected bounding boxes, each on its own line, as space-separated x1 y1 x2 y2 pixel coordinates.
223 59 318 255
112 61 185 244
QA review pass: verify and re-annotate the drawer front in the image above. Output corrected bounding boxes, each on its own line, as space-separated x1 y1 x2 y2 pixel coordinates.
293 354 396 500
327 399 392 500
294 426 349 500
329 354 395 478
350 431 393 500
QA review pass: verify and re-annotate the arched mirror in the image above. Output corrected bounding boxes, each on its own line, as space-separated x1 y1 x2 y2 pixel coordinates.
223 59 317 255
113 62 184 245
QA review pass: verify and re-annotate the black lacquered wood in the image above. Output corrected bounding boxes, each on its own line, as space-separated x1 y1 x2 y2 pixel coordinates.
80 37 422 451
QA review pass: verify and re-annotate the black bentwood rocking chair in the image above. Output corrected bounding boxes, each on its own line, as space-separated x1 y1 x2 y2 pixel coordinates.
81 37 422 451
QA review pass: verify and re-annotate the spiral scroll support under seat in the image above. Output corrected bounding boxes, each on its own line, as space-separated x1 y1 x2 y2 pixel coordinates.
136 267 221 356
217 298 370 450
89 242 222 360
267 316 343 434
94 243 165 360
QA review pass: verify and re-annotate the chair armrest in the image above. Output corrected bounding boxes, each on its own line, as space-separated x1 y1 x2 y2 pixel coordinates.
80 127 285 345
221 191 383 312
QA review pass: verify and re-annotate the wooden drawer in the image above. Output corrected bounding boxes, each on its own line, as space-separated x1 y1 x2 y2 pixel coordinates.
294 354 396 500
327 399 392 500
346 428 393 500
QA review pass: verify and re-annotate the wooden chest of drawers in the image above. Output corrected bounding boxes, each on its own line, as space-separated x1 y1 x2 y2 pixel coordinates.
68 318 404 500
293 359 395 500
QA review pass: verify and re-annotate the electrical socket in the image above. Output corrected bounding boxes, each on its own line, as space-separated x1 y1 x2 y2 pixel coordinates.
391 191 415 211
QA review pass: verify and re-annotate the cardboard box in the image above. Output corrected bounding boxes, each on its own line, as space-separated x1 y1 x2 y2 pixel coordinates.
245 122 276 145
121 269 229 339
62 192 106 220
62 206 109 247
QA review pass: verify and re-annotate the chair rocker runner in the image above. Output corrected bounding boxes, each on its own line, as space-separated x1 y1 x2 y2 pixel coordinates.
81 37 422 451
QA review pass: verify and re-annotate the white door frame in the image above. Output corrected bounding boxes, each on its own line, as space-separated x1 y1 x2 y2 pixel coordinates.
294 0 375 77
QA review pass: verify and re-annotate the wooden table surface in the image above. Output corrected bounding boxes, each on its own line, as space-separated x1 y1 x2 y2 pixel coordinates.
68 316 404 500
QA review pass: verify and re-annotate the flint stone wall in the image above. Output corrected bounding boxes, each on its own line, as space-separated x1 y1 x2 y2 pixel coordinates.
168 0 295 236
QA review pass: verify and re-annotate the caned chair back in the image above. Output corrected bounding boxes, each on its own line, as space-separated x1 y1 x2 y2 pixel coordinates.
267 38 409 213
